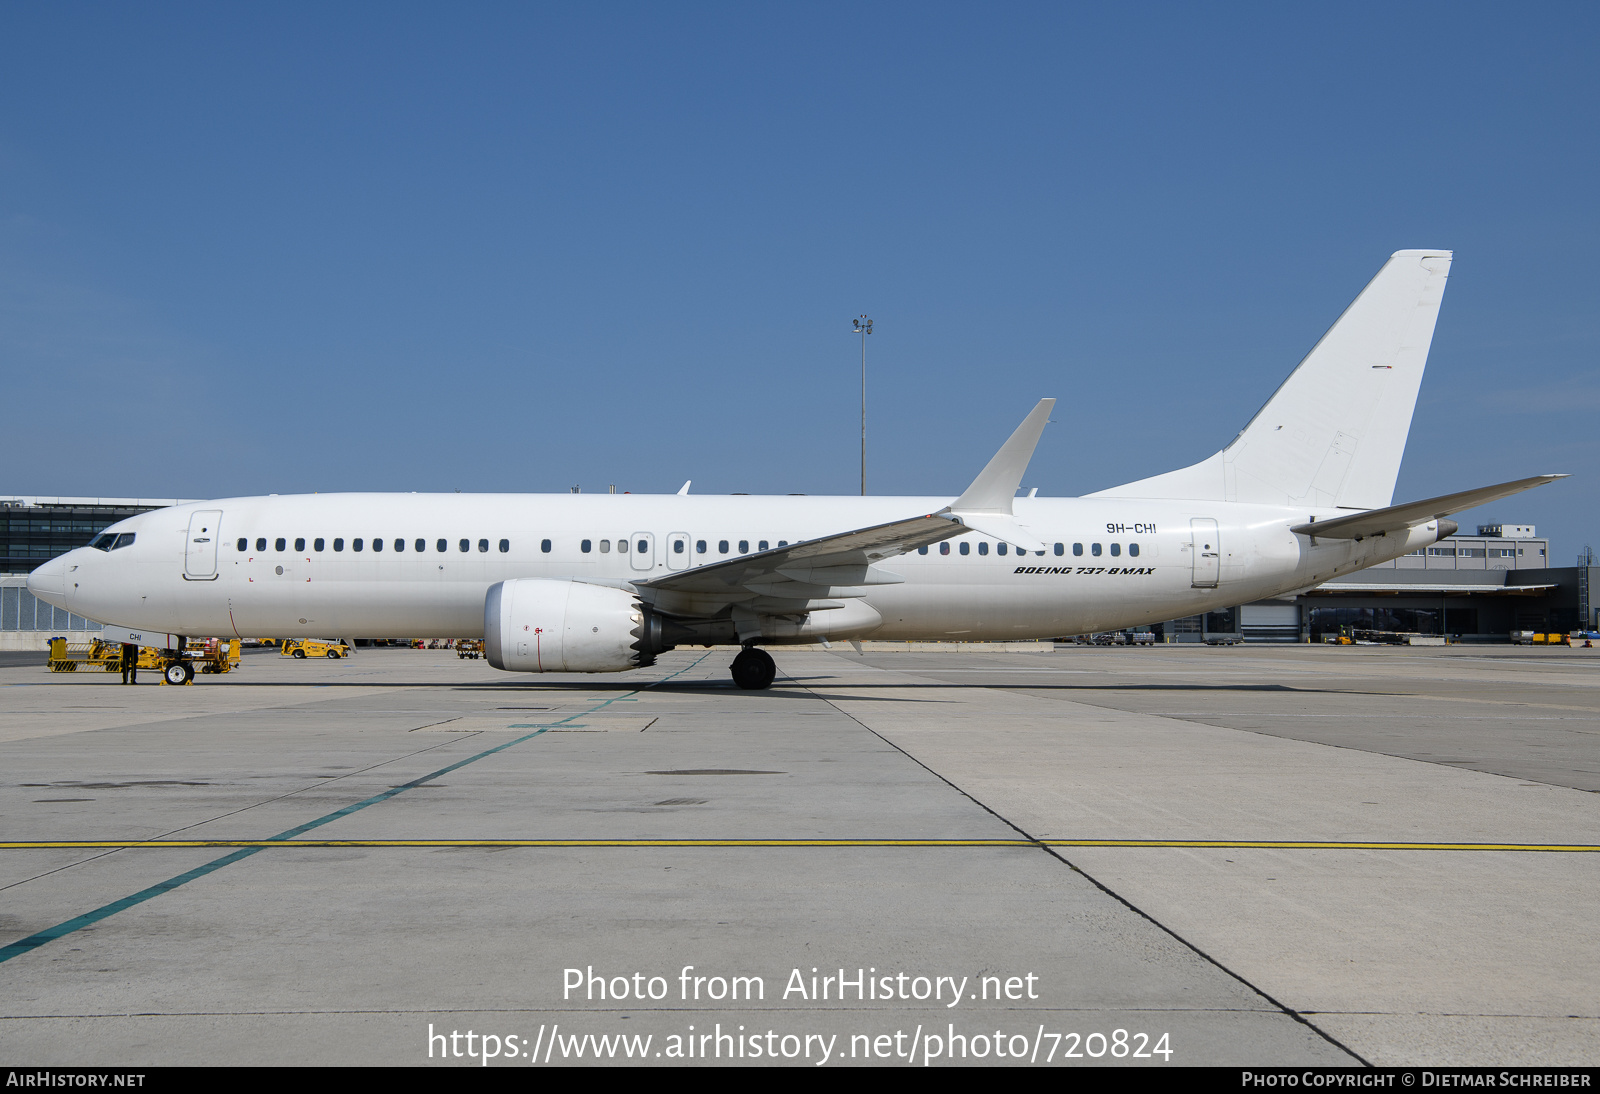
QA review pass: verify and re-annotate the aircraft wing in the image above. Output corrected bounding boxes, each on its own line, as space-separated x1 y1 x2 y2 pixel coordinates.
632 511 965 612
1289 474 1566 540
634 398 1056 616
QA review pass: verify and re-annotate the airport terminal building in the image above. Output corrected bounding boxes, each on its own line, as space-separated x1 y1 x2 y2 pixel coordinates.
1168 525 1598 643
2 495 1594 649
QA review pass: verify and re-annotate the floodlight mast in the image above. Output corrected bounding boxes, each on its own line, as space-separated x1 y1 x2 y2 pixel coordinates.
853 315 872 495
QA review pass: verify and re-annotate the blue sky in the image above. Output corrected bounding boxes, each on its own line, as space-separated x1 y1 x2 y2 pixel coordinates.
2 3 1595 558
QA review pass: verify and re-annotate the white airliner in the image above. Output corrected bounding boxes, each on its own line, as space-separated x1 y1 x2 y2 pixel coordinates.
28 250 1563 689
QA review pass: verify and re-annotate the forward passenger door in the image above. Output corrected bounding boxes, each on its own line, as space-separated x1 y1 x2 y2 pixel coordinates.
184 511 223 581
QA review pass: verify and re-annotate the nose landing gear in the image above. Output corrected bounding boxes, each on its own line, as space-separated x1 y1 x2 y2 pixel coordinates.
730 646 776 690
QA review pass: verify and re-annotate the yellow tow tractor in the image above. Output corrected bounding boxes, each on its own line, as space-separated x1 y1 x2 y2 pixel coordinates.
280 638 351 659
456 639 484 660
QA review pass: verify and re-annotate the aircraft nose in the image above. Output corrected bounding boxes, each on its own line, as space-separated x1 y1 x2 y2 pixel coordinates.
27 555 69 610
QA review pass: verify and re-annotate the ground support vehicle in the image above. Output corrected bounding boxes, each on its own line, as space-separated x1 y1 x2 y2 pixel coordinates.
280 639 351 659
457 639 485 660
48 637 239 682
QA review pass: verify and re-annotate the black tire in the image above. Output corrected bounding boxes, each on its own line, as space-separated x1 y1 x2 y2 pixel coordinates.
326 650 340 658
164 660 194 686
292 648 306 658
730 647 776 690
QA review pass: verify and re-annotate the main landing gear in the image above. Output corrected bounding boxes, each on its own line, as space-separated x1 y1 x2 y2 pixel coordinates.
730 646 776 690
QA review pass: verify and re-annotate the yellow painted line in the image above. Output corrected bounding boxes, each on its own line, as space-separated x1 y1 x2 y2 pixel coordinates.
2 839 1598 852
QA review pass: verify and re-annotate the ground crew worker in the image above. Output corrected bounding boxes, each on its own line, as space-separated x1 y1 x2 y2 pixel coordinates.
120 642 137 685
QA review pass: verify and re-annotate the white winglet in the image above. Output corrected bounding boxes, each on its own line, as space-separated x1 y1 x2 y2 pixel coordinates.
941 399 1055 551
677 480 691 496
951 399 1055 513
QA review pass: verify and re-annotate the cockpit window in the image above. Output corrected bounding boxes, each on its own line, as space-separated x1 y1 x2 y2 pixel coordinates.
89 533 117 551
110 533 135 550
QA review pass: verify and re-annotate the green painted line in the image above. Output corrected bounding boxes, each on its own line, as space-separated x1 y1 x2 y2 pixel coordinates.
0 656 709 966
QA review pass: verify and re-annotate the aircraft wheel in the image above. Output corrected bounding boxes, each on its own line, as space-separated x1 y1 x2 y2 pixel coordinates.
730 647 776 690
164 660 194 686
292 649 306 658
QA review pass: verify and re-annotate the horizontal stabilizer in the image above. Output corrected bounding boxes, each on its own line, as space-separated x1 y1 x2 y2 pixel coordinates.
1289 475 1566 540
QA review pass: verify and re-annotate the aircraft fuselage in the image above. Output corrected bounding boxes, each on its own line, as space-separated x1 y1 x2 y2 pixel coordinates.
33 492 1440 644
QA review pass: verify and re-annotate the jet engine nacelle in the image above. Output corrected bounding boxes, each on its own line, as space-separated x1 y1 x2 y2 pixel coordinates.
485 579 658 673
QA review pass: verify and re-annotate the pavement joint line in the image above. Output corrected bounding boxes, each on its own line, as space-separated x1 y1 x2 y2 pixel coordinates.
796 661 1372 1066
0 654 711 967
3 840 1599 851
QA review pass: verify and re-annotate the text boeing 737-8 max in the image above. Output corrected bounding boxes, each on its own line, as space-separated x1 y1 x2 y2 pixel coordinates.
27 250 1565 688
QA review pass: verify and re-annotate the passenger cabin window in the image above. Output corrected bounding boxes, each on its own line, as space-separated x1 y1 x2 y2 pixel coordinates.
778 540 788 547
738 540 749 553
353 538 364 552
313 538 324 552
437 539 447 553
1073 543 1083 556
1091 543 1102 557
960 542 970 555
295 538 306 552
978 542 989 556
478 539 489 553
334 539 344 552
415 538 425 553
237 538 248 551
718 540 729 554
1129 543 1140 558
459 539 470 553
581 539 592 553
502 539 512 553
1110 543 1121 557
1054 543 1064 556
758 540 769 551
599 539 611 553
672 539 684 554
918 545 928 555
996 543 1007 555
256 538 267 552
373 538 383 552
540 539 552 553
394 538 405 552
275 538 286 552
696 540 706 554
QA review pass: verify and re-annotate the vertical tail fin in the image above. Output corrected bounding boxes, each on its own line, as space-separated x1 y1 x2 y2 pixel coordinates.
1091 250 1452 509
